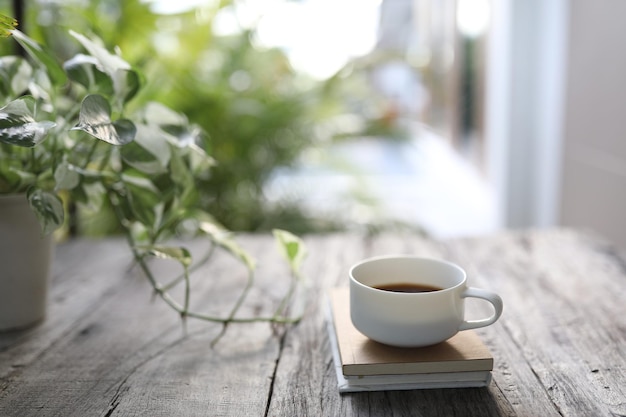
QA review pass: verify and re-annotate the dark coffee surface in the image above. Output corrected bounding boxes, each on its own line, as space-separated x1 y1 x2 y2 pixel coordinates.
374 282 443 293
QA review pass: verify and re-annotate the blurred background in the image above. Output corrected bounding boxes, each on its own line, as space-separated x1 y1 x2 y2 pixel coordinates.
1 0 625 249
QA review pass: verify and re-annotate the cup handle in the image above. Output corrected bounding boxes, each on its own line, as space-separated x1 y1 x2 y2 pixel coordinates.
458 287 503 331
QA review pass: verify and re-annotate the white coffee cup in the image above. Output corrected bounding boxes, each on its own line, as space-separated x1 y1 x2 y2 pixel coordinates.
349 255 503 347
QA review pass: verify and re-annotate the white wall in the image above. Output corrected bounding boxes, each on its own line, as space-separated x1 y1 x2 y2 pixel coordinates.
486 0 626 249
559 0 626 249
485 0 568 231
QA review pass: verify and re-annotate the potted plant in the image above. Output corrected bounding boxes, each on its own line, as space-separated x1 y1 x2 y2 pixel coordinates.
0 16 306 338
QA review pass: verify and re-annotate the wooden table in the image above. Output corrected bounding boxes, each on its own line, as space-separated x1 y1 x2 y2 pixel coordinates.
1 228 624 416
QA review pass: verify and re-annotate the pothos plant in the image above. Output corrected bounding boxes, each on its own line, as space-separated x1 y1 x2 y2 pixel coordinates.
0 17 306 343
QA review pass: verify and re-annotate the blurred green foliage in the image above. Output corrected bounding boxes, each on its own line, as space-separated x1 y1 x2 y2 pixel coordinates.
1 0 402 234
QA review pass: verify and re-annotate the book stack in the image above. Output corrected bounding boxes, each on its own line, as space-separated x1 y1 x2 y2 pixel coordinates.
326 288 494 393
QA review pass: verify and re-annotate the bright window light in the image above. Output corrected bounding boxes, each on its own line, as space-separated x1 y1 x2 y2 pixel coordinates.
255 0 381 79
456 0 490 38
146 0 380 80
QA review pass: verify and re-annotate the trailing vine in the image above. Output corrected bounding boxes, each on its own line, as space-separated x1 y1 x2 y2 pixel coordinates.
0 17 307 344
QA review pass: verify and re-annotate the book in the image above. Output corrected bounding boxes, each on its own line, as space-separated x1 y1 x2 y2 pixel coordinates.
326 287 494 392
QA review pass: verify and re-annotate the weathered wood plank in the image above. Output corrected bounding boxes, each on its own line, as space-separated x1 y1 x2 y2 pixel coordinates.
447 229 626 417
1 229 624 417
0 239 134 377
0 235 296 417
267 229 626 417
264 233 368 417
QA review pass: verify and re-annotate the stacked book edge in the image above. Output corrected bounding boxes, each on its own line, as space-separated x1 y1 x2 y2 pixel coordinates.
326 287 494 393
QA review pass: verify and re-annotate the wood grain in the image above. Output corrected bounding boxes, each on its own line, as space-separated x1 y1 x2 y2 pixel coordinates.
1 229 624 417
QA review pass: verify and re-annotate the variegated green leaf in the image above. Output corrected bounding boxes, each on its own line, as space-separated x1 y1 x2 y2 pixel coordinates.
121 170 162 228
27 188 64 235
72 94 136 145
0 14 17 38
0 56 32 97
0 97 55 147
11 29 66 86
121 124 171 174
136 244 192 267
69 30 131 74
63 53 114 95
196 213 256 271
273 229 306 272
54 160 80 190
0 165 35 193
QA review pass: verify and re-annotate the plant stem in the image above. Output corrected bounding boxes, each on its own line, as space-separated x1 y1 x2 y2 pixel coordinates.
183 266 190 315
186 311 300 324
160 243 216 292
29 147 37 173
105 186 303 343
210 267 255 346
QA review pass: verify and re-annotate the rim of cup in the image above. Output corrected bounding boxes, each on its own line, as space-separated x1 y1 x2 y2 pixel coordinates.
349 255 467 295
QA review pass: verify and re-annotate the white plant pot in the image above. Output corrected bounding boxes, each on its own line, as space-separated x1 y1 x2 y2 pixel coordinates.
0 194 54 331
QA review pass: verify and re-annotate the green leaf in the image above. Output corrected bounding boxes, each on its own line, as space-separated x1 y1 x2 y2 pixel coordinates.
54 160 80 190
121 170 160 193
136 244 192 268
121 124 171 174
0 97 55 147
74 182 105 211
69 31 140 103
69 30 131 74
273 229 306 272
169 148 193 188
0 56 32 97
0 14 17 38
135 124 171 166
185 143 215 175
2 167 36 192
120 141 166 175
27 188 64 235
117 68 141 104
166 152 198 212
11 29 67 86
64 54 114 95
195 212 256 271
72 94 136 145
0 168 18 192
140 101 187 126
121 170 162 228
